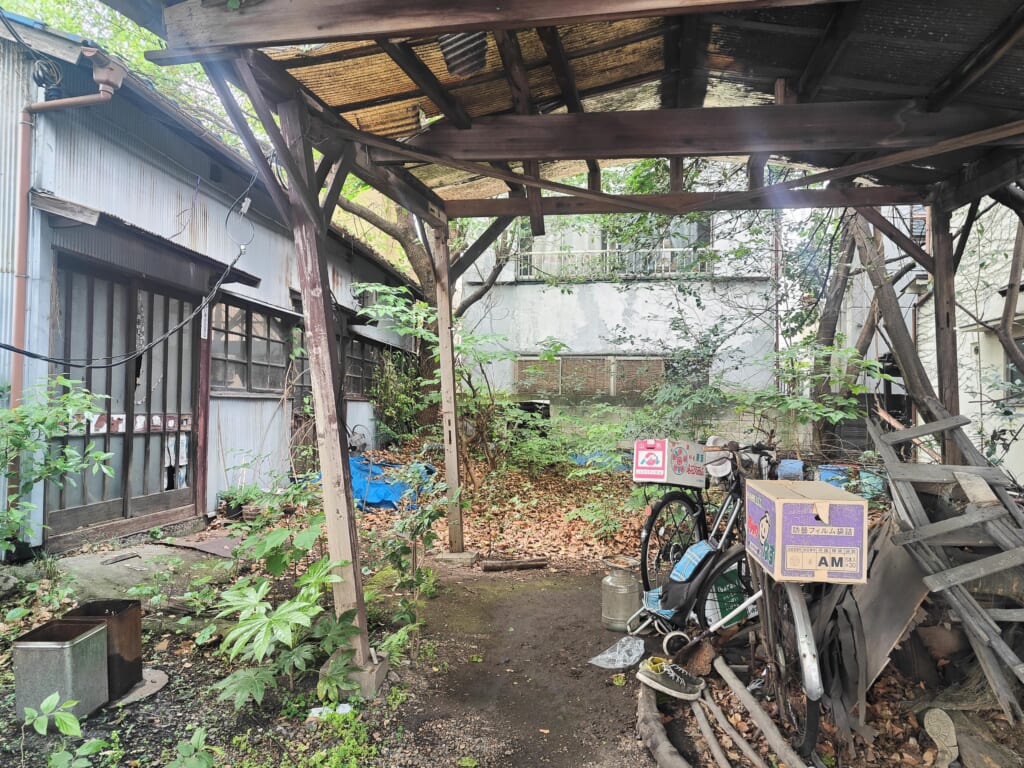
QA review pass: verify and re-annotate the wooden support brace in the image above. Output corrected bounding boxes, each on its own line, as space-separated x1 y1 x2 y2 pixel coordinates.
879 415 972 445
893 505 1008 546
429 226 464 553
923 547 1024 591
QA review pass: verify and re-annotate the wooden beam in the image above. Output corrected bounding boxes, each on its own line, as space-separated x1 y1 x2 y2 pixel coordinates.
378 100 1022 162
536 25 601 186
923 548 1024 591
853 216 943 417
796 2 864 102
321 144 354 226
201 61 292 226
878 415 971 445
937 149 1024 211
241 50 447 227
662 14 709 109
953 198 981 270
376 38 472 129
494 29 544 236
445 186 928 217
163 0 860 49
429 225 464 553
926 4 1024 112
277 99 371 665
855 206 934 272
450 216 516 281
233 59 323 231
931 204 961 462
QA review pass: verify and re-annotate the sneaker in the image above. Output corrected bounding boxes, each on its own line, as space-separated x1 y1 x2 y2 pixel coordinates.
924 709 958 768
636 656 706 700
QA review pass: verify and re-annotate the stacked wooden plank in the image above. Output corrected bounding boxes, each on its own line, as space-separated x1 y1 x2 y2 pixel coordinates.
869 411 1024 721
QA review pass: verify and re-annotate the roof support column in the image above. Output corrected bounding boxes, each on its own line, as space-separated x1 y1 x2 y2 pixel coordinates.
278 99 375 681
930 204 961 463
430 225 464 553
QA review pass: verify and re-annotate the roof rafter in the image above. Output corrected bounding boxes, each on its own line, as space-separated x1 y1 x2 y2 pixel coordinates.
795 1 864 102
926 3 1024 112
371 100 1021 163
446 186 930 217
536 25 600 190
376 38 472 129
494 29 544 236
161 0 860 50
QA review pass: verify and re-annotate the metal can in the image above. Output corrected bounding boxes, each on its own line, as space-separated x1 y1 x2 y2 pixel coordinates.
601 555 642 632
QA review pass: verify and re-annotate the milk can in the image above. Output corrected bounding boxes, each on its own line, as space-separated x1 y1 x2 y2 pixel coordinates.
601 555 642 631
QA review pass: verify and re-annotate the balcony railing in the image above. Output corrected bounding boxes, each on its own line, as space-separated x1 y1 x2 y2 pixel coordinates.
516 246 711 281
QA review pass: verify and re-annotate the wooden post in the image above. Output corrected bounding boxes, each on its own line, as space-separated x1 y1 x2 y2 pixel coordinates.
430 226 464 553
278 99 370 665
930 204 962 463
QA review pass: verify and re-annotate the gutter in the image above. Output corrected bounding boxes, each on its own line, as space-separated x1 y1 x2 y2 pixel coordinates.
10 47 126 407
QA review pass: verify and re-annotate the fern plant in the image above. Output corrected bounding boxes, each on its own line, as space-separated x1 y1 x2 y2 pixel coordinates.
209 556 361 710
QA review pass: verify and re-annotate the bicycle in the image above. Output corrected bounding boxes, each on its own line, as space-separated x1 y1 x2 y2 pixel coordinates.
754 568 824 757
637 439 777 629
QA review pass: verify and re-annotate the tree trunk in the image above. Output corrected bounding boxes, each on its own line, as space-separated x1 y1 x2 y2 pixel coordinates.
813 220 856 455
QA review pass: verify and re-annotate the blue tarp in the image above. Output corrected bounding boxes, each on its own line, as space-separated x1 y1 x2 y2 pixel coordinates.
348 457 434 510
570 451 631 472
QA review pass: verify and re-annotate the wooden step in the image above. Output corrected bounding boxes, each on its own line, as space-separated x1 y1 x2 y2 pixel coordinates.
893 504 1008 546
923 547 1024 592
886 463 1010 486
988 609 1024 622
879 415 972 445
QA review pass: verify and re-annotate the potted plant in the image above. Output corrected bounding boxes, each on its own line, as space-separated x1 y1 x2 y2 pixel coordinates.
216 484 263 519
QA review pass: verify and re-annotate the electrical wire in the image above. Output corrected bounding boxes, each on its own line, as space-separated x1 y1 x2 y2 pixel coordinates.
0 170 259 370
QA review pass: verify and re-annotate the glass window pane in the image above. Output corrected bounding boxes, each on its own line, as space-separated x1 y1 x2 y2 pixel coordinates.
252 312 267 338
210 329 226 355
213 302 226 329
226 333 247 361
251 336 269 364
267 366 285 391
226 361 247 389
226 305 246 334
211 359 226 387
269 341 286 366
269 318 286 342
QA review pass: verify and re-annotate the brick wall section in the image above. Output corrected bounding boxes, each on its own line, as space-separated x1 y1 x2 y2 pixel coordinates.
562 357 611 396
617 358 666 394
515 358 560 395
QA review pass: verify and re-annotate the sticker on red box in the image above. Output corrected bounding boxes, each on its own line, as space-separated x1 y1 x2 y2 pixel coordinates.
632 439 705 487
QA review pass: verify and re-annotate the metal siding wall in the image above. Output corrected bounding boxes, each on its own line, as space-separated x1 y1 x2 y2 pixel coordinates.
207 397 291 513
42 69 294 311
0 41 29 394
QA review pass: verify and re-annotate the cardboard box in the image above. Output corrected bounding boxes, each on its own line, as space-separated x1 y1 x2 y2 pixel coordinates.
632 439 705 488
745 479 868 584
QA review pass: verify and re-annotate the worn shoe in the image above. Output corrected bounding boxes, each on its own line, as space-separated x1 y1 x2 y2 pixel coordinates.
924 709 958 768
636 656 706 700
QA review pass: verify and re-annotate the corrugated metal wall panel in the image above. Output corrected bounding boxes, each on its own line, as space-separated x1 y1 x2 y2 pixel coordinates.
39 66 294 310
207 397 291 513
0 40 29 391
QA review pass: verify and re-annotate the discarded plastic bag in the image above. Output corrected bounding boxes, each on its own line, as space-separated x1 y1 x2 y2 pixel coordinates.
588 636 645 669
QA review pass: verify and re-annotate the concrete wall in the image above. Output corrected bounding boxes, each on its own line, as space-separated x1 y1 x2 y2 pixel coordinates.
461 276 776 391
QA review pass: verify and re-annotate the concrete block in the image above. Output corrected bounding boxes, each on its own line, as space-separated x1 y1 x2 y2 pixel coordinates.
434 550 479 567
351 653 389 699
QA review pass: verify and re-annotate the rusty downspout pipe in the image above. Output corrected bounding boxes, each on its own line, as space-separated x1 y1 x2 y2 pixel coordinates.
10 68 119 408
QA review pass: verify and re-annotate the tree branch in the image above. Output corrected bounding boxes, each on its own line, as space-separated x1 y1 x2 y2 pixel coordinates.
455 250 510 317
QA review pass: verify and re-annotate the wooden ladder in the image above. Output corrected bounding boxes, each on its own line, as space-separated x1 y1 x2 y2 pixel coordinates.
868 411 1024 721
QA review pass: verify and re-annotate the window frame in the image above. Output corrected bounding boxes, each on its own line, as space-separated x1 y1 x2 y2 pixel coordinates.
210 297 293 394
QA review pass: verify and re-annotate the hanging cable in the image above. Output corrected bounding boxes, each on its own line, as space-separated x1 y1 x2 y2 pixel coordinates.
0 169 259 370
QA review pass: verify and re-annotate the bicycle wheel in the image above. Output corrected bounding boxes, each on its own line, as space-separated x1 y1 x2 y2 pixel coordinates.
639 491 705 592
766 579 821 757
694 545 759 630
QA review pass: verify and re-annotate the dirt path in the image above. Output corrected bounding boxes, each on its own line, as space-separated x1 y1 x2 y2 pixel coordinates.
380 562 656 768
